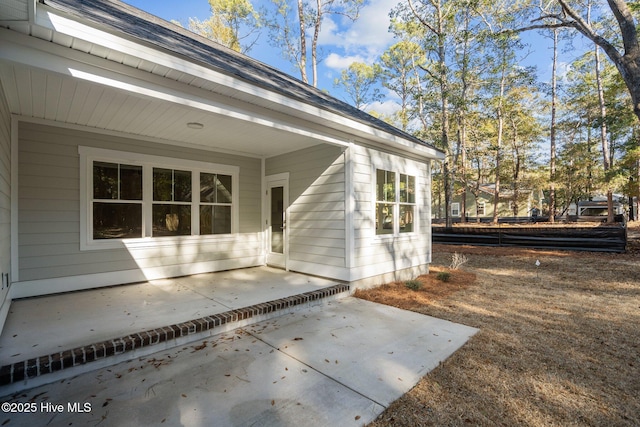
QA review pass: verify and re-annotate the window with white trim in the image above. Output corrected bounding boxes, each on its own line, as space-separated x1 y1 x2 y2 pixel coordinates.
451 202 460 217
92 162 143 239
375 169 416 235
477 201 485 216
81 147 238 249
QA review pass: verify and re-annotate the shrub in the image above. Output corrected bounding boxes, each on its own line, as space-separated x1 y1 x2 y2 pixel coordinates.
405 279 423 291
437 271 451 282
449 252 468 270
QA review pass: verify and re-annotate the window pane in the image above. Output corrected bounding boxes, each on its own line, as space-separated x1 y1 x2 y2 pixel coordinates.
214 206 232 234
376 169 396 202
200 173 216 203
153 168 173 201
399 205 414 233
200 205 231 235
216 174 232 204
153 204 191 236
400 174 415 203
93 202 142 239
93 162 118 199
120 164 143 200
174 170 192 202
376 203 394 235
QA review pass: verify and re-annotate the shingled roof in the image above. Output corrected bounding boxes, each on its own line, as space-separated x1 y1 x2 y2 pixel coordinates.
43 0 441 154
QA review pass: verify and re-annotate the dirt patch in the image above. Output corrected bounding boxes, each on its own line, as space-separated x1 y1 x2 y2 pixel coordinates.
354 267 476 311
357 236 640 426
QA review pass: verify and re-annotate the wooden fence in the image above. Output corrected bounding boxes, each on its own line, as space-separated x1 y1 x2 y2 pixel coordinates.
432 226 627 253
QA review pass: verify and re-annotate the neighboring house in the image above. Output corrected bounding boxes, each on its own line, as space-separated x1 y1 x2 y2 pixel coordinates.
567 195 625 220
433 183 545 220
0 0 444 331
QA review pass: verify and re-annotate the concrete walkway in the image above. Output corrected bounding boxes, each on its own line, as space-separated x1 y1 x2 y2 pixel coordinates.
0 297 478 426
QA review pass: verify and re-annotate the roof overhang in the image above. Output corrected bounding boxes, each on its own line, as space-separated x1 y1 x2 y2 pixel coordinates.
0 0 445 160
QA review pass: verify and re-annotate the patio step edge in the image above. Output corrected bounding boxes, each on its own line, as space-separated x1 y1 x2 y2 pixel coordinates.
0 283 350 393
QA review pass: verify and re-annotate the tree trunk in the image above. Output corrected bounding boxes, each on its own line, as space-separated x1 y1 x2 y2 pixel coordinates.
311 0 321 87
297 0 308 84
492 66 506 225
549 29 558 223
595 44 614 223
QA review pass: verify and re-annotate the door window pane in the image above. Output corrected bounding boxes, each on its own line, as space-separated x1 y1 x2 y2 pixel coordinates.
271 186 284 253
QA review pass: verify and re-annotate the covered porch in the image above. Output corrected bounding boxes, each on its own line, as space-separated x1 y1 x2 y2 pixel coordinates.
0 266 349 391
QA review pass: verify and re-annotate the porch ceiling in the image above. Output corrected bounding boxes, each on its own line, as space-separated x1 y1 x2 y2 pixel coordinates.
0 60 332 158
0 0 444 161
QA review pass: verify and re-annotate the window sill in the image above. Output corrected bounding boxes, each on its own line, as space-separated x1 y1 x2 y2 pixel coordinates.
81 233 237 251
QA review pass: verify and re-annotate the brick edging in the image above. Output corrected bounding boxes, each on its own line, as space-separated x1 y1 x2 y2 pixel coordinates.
0 284 349 387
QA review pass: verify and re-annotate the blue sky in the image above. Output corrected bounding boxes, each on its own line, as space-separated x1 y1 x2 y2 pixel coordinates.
123 0 583 117
123 0 401 103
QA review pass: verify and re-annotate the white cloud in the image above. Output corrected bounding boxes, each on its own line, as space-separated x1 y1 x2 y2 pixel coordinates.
365 99 401 116
324 53 366 70
317 0 399 56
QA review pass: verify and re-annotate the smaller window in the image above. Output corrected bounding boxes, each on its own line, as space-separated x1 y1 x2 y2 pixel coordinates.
477 202 485 216
376 169 416 235
451 202 460 217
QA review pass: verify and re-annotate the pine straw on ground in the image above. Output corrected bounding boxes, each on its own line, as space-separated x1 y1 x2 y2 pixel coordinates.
355 242 640 427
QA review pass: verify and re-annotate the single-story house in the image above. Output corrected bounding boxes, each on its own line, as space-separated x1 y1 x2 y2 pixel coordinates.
0 0 444 332
433 183 545 220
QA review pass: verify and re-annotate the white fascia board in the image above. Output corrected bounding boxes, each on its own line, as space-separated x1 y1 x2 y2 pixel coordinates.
0 31 350 149
35 5 443 160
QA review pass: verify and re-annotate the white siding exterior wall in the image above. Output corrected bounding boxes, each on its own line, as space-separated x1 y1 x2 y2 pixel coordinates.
265 144 347 278
0 82 11 330
351 144 432 285
15 122 263 297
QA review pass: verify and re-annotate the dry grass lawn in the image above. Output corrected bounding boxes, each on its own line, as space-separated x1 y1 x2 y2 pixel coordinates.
355 229 640 426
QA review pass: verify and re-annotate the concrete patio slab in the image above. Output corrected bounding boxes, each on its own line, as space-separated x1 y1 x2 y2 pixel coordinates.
0 298 478 427
248 297 477 407
0 267 340 365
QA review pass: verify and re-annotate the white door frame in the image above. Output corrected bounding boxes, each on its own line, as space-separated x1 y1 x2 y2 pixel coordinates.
264 173 289 269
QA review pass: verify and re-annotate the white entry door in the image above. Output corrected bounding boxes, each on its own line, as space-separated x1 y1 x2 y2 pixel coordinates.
266 175 289 268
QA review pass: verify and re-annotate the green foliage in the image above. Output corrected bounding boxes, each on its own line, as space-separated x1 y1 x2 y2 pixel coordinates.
333 62 382 110
437 271 451 282
404 279 423 291
186 0 260 53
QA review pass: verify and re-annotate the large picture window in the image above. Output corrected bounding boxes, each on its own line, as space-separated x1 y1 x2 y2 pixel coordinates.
81 147 238 249
376 168 416 235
